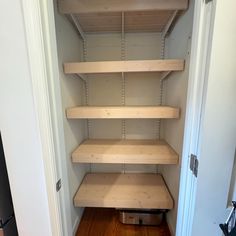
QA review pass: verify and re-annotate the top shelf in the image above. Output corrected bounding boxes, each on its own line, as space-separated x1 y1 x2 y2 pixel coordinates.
59 0 189 14
58 0 189 34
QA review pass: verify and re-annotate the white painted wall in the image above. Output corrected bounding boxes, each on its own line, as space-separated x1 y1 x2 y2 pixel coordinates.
0 0 52 235
192 0 236 235
53 5 88 234
160 0 194 233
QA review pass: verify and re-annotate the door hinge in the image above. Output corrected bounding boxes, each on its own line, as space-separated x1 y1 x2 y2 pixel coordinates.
204 0 213 4
190 154 199 177
56 179 62 192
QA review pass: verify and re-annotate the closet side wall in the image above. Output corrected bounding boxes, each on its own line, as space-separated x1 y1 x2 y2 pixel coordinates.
54 6 87 233
160 0 194 234
85 33 162 173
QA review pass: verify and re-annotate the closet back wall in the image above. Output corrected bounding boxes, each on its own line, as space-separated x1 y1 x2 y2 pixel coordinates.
85 33 162 173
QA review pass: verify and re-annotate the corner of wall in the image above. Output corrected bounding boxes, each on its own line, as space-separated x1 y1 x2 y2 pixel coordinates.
72 208 84 235
161 0 195 233
166 216 175 236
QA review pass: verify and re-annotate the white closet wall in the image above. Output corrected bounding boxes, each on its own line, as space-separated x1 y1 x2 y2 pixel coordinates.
53 4 87 230
161 0 195 233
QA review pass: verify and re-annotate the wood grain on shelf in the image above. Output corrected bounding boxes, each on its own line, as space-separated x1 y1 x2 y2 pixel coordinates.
75 11 176 33
74 173 174 209
64 60 185 74
66 106 180 119
72 139 178 164
59 0 188 14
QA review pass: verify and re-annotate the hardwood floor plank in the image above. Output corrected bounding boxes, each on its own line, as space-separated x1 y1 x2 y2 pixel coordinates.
76 207 95 235
76 208 171 236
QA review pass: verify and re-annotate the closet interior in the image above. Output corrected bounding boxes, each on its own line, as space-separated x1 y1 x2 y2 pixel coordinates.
54 0 194 233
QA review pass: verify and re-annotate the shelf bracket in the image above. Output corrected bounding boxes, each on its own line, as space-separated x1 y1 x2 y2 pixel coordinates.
72 73 86 82
162 10 178 38
78 73 87 82
160 71 171 81
70 14 85 40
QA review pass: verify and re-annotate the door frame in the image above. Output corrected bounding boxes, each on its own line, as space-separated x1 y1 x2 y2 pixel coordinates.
21 0 72 235
176 0 216 235
20 0 216 235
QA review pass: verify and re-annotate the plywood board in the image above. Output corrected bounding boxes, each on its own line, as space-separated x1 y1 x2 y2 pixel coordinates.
74 173 173 209
72 139 178 164
64 60 185 74
76 12 121 33
124 11 173 33
59 0 189 14
66 106 180 119
76 11 175 33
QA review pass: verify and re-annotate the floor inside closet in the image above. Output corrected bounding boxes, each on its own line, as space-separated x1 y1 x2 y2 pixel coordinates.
76 208 171 236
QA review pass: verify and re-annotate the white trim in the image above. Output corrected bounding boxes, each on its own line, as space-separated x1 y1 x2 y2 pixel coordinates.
72 216 80 236
176 0 215 235
22 0 75 235
36 0 74 235
21 0 65 235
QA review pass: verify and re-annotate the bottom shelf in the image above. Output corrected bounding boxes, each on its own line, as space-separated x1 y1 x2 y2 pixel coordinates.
74 173 173 210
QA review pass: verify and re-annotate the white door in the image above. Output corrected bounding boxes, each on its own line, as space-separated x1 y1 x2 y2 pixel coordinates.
190 0 236 235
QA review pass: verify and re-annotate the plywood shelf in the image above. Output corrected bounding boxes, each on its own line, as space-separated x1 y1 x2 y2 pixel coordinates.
72 139 178 165
66 106 180 119
59 0 188 14
74 173 174 209
58 0 188 34
64 60 185 74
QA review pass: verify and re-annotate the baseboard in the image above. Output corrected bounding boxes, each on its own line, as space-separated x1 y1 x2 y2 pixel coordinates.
166 216 175 236
72 216 80 236
73 208 85 236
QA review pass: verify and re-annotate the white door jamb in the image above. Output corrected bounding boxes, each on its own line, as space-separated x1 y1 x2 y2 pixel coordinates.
176 0 215 235
21 0 72 235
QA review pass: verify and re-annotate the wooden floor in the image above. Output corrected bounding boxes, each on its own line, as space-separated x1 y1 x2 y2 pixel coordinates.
76 208 171 236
